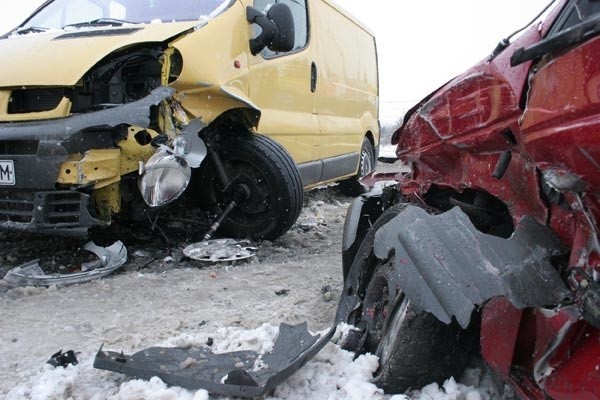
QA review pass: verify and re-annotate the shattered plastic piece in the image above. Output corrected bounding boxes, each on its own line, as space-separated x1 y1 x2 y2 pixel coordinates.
3 241 127 287
94 323 336 398
47 350 79 368
183 239 257 264
364 206 570 328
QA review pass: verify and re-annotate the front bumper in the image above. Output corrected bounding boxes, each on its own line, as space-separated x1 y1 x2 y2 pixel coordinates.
0 86 173 235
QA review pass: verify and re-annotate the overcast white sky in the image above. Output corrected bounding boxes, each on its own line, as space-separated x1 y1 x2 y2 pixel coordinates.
336 0 552 120
1 0 552 120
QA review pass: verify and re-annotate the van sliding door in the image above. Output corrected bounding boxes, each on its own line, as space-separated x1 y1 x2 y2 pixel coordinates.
312 0 378 172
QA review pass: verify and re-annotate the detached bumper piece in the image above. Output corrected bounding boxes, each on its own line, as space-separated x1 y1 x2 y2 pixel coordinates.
94 323 335 398
3 241 127 286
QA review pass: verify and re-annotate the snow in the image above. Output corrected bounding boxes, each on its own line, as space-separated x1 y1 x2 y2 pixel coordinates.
1 189 500 399
4 322 495 400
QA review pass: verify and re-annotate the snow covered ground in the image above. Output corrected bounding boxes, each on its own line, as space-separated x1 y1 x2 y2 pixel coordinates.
0 180 506 399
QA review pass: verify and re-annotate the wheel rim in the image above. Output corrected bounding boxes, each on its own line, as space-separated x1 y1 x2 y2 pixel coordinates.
360 259 401 354
211 157 274 228
359 146 374 177
376 295 409 363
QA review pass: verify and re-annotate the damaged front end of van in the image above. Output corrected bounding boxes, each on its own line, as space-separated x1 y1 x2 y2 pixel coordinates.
0 0 300 240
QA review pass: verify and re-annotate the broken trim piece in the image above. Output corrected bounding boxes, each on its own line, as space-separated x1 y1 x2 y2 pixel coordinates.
3 241 127 286
94 323 336 398
0 86 174 141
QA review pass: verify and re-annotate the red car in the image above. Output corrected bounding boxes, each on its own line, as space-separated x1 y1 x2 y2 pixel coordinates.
340 0 600 398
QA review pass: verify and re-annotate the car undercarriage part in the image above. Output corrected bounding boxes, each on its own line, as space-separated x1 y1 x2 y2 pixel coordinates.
183 239 256 264
200 140 252 241
94 323 336 398
3 241 127 286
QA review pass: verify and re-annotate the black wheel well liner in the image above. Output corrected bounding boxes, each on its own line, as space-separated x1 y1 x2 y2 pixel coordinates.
201 107 261 140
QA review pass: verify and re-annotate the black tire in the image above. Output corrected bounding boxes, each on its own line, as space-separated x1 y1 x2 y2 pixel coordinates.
338 137 376 196
346 204 475 393
206 134 303 241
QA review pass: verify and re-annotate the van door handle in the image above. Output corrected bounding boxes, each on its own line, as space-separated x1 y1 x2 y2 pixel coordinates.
311 62 317 93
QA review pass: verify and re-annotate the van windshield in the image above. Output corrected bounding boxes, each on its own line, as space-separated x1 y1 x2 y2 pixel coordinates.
19 0 232 31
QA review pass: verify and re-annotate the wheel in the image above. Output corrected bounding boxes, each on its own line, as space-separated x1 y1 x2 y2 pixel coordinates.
338 137 376 196
205 134 303 241
345 204 476 393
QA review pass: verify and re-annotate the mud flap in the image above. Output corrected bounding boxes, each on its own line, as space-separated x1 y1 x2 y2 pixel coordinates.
94 323 335 398
366 205 571 328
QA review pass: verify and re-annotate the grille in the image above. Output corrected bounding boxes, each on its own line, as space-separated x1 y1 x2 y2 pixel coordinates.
0 192 34 223
0 140 39 155
45 192 82 224
8 88 65 114
0 191 84 225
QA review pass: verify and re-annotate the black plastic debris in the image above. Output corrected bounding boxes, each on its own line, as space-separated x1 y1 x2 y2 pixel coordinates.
338 205 571 329
47 350 79 368
94 322 335 398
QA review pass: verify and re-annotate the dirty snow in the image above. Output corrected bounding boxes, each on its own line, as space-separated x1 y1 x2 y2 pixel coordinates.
1 180 504 399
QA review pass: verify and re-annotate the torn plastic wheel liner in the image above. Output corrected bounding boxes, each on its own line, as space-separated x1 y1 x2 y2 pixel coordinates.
94 322 336 398
337 205 572 329
3 241 127 287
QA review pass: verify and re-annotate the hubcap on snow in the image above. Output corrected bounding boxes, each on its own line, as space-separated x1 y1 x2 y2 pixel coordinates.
183 239 257 264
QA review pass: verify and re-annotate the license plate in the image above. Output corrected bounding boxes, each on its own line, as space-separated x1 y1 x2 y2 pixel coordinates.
0 160 15 185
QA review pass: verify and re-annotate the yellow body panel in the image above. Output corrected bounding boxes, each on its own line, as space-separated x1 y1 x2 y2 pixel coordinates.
169 2 254 124
0 22 198 87
246 0 378 166
0 95 71 121
57 149 121 188
94 183 122 220
117 127 160 175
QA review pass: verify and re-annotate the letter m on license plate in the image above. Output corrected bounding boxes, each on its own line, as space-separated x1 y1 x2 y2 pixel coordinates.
0 161 15 185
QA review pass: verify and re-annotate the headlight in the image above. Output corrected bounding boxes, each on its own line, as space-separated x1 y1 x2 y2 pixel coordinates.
138 148 191 207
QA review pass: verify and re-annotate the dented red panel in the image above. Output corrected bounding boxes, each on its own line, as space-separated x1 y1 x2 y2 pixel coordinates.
544 326 600 399
522 36 600 190
481 298 523 377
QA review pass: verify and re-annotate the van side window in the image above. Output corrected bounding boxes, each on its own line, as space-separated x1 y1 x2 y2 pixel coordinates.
253 0 309 58
552 0 600 34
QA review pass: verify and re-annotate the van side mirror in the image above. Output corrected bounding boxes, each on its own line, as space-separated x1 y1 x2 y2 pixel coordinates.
246 4 295 55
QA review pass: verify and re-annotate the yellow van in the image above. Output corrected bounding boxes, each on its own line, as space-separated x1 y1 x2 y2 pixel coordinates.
0 0 379 240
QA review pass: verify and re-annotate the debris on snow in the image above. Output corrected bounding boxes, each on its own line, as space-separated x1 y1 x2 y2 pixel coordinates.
3 241 127 287
183 239 257 264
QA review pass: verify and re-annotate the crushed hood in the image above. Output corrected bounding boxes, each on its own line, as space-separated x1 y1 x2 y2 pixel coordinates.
0 21 198 87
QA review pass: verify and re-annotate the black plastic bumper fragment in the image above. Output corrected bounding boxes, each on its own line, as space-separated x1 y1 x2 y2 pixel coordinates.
367 205 571 328
0 86 174 141
94 322 336 398
341 187 398 279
